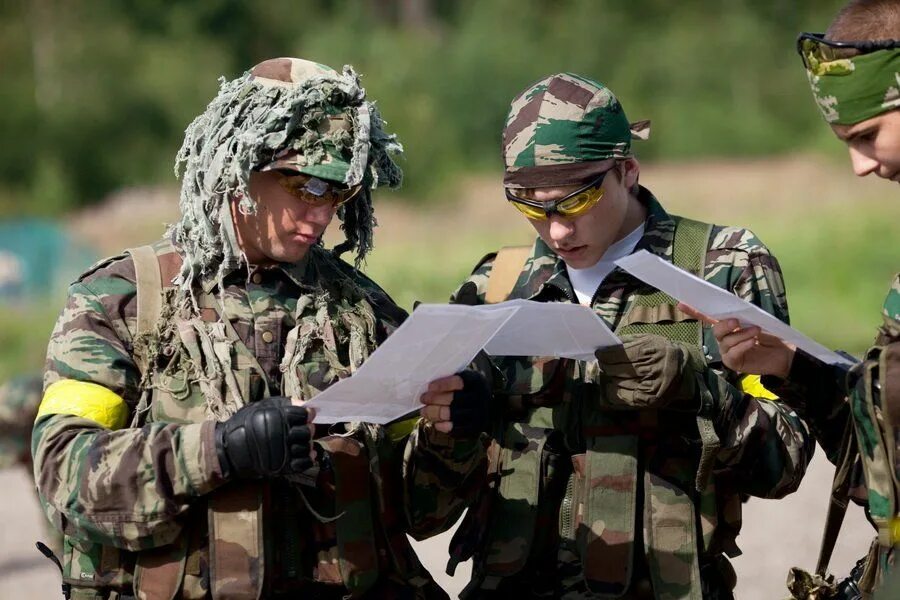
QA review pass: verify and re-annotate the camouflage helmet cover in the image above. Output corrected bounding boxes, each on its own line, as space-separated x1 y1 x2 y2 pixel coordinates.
171 57 403 295
251 58 364 184
503 72 650 188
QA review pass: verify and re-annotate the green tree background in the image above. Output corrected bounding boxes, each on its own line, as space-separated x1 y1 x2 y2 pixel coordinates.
2 0 847 214
1 0 896 382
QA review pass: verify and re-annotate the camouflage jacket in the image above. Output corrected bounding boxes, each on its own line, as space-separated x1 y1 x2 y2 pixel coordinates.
769 275 900 593
449 189 813 599
0 373 42 470
33 238 479 599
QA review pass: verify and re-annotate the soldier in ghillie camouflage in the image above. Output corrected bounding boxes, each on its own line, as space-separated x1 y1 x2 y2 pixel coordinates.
31 57 488 599
683 1 900 597
427 73 814 599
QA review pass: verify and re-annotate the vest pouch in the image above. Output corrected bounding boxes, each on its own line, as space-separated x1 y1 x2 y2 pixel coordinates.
480 422 552 578
133 535 188 600
643 471 702 600
63 535 133 598
313 433 380 596
149 370 207 425
617 303 701 348
579 435 639 596
208 483 265 600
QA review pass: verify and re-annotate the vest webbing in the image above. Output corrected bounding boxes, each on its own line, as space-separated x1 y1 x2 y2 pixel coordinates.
126 245 264 600
480 217 715 598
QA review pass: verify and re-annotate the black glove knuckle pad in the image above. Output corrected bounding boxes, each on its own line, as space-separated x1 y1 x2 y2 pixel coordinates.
215 396 313 479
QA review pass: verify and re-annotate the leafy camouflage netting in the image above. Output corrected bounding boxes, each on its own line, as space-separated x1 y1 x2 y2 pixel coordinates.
170 61 402 304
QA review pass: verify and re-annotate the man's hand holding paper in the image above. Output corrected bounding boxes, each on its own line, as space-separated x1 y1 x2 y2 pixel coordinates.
615 250 854 368
677 303 797 379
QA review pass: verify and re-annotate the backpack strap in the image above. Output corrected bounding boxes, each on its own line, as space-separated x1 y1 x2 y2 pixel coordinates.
484 246 531 304
127 245 164 339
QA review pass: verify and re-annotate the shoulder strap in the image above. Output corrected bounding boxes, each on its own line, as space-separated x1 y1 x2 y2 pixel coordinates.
672 216 712 277
816 419 858 576
618 216 713 345
127 245 163 338
484 245 531 304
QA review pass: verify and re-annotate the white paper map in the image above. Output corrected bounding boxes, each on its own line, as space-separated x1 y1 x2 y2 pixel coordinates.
305 300 620 424
615 250 854 367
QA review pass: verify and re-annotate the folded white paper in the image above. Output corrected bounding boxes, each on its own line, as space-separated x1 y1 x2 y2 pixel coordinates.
305 300 620 424
615 250 854 367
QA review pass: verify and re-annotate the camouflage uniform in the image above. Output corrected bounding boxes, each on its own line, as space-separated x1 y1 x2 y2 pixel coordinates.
448 74 813 599
31 59 480 599
0 374 43 471
0 374 62 553
776 36 900 596
769 276 900 594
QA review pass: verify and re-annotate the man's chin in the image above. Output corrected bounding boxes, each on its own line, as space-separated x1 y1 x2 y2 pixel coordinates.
269 245 311 265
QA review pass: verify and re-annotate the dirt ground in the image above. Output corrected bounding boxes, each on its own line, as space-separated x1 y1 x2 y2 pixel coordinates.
0 449 873 599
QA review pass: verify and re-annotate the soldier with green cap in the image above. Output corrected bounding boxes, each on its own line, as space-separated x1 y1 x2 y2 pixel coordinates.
679 1 900 596
419 73 814 598
31 57 490 599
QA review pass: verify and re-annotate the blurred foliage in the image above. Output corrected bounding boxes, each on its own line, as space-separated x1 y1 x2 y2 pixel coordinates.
0 0 846 215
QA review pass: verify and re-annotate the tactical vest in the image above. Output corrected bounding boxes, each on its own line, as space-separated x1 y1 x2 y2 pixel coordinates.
848 277 900 594
457 217 740 599
61 242 429 599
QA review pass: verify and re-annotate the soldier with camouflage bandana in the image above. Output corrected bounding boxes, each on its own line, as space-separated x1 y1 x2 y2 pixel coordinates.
425 73 813 599
682 1 900 596
31 57 488 599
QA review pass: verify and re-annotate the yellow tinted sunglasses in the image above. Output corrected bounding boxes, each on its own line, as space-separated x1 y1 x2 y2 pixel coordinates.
277 172 362 208
505 171 608 220
797 32 900 74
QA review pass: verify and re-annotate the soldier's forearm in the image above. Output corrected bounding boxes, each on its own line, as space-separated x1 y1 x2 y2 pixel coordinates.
707 373 813 499
761 349 851 461
32 414 225 550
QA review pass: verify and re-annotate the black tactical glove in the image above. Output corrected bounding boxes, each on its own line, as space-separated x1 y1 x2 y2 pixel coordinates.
595 334 705 409
215 396 313 480
449 369 492 438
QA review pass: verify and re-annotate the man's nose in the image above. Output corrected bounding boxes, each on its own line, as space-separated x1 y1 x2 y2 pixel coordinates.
848 146 879 178
302 202 338 226
548 215 575 242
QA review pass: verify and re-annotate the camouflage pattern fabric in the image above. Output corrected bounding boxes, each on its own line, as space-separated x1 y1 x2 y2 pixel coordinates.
845 275 900 591
0 374 42 469
449 189 813 599
771 275 900 595
33 238 476 598
800 46 900 125
0 373 63 554
502 72 650 189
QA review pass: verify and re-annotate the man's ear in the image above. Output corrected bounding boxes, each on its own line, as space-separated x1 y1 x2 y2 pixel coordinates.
620 158 641 189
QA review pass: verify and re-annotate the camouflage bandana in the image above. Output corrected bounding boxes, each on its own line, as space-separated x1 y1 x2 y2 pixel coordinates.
803 47 900 125
171 57 403 301
503 72 650 188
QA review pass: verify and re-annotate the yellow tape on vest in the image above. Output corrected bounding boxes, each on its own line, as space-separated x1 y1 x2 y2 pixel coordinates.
738 374 778 401
387 416 419 442
37 379 128 430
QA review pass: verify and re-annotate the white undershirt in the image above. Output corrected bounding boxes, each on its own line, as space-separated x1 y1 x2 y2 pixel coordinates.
566 223 645 305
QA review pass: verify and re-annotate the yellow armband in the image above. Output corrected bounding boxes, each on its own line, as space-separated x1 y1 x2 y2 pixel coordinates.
36 379 129 430
738 374 778 401
387 416 420 442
